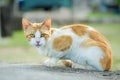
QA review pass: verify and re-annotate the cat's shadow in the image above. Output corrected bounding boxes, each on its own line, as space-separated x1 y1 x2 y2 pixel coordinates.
18 63 119 78
26 64 112 73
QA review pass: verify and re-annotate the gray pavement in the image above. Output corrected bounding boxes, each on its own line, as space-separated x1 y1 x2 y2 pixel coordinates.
0 63 120 80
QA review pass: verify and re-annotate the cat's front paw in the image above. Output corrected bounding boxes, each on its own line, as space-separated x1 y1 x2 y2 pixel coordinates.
43 58 58 67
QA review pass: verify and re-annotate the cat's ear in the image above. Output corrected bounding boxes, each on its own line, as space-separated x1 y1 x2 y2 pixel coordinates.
42 18 51 30
22 18 32 30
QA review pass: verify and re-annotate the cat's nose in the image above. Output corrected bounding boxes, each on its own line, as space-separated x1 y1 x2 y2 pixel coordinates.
36 41 40 44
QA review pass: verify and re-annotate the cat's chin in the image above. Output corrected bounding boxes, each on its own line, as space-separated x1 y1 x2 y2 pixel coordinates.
35 44 41 48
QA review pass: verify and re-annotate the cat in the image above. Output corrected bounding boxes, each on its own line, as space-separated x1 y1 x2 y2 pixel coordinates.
22 18 112 71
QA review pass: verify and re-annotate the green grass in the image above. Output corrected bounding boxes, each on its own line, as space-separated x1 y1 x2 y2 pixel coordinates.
0 31 47 62
0 31 29 48
88 12 120 19
0 23 120 70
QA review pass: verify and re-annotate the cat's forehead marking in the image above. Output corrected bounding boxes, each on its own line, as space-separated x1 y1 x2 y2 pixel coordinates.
35 30 41 37
32 23 42 29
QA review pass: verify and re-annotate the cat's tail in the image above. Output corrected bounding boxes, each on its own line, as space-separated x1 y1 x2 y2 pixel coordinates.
101 53 112 71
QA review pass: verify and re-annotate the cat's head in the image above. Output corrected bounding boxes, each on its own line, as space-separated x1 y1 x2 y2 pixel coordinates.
22 18 51 48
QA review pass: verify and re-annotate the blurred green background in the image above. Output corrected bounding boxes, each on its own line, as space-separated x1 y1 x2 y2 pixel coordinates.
0 0 120 70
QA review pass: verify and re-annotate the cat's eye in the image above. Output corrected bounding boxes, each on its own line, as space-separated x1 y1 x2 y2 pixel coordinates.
41 33 46 37
30 34 35 37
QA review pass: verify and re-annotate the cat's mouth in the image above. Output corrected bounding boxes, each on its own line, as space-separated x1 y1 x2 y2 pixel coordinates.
35 44 42 47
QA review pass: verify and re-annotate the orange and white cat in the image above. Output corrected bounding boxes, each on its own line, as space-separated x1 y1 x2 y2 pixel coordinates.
22 18 112 71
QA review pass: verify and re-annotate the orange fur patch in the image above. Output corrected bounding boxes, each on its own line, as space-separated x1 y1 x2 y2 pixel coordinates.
100 55 112 71
88 30 109 45
71 24 87 36
62 60 72 67
61 24 87 36
81 30 112 71
53 35 72 51
25 26 35 41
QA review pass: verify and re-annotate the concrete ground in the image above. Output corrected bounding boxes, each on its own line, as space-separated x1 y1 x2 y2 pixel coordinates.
0 63 120 80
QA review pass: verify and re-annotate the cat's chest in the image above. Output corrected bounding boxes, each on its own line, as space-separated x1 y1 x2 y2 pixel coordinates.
37 45 55 57
37 47 48 56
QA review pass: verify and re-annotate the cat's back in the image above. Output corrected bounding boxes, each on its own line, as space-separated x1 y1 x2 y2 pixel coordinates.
50 24 111 54
59 24 110 46
50 24 93 52
52 24 89 37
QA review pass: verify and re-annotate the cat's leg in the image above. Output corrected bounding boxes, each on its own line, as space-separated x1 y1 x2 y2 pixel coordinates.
62 60 72 67
44 58 59 67
62 60 84 68
83 46 105 71
86 60 104 71
84 64 96 70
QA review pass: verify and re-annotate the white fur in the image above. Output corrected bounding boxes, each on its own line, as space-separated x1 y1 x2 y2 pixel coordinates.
35 30 41 38
30 27 105 71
